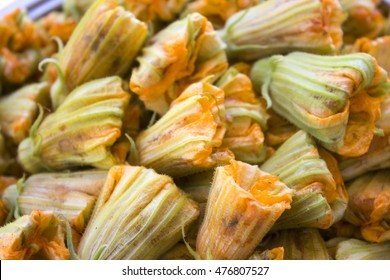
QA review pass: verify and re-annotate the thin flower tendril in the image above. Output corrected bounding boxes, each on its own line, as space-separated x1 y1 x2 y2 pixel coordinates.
148 111 158 128
51 36 64 53
13 175 26 219
58 213 79 260
125 133 139 165
38 58 65 85
181 224 200 260
261 78 272 109
30 104 44 139
32 134 43 157
16 174 26 194
261 56 281 109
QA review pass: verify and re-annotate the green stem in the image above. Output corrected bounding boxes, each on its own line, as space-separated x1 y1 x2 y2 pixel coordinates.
58 214 80 260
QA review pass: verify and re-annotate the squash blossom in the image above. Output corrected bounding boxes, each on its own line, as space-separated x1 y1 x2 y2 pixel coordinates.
130 12 228 115
78 165 199 260
2 170 107 234
261 130 348 230
0 211 70 260
219 0 343 61
344 170 390 243
251 52 389 157
18 76 130 173
196 159 292 259
216 66 269 164
136 81 233 178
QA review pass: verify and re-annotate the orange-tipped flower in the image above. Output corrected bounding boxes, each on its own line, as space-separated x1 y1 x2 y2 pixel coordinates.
196 160 292 259
219 0 343 61
78 165 199 259
0 211 70 260
130 12 228 115
251 52 389 157
59 0 148 92
18 76 130 173
261 131 348 230
344 170 390 243
2 170 107 234
0 83 49 144
216 66 269 164
137 82 233 178
340 0 384 43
